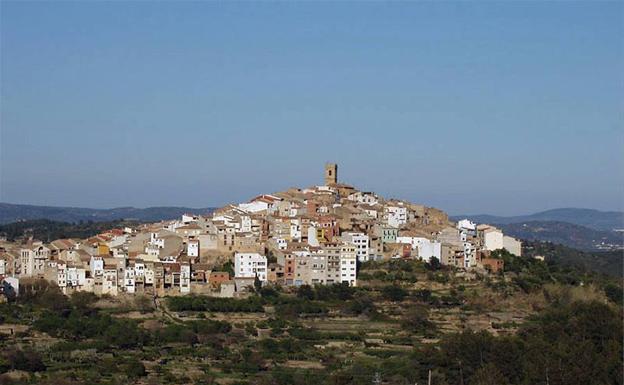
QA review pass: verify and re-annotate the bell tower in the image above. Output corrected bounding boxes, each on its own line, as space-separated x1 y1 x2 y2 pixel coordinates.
324 163 338 186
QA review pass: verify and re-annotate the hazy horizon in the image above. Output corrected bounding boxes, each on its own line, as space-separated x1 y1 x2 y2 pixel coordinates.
2 2 622 216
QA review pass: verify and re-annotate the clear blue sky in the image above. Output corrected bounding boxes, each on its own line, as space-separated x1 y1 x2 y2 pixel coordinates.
1 2 622 216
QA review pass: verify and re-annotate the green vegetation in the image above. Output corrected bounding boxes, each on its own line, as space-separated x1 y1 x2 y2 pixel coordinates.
522 240 623 277
0 219 141 242
0 254 621 384
498 220 622 251
167 295 264 313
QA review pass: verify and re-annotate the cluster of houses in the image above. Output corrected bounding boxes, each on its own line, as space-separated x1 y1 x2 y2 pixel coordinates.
0 164 521 298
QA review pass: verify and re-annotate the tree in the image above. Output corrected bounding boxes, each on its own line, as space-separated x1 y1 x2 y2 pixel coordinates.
70 291 98 315
3 347 46 372
134 295 154 313
254 275 262 292
402 305 434 333
382 284 407 302
296 285 314 300
470 364 510 385
426 257 441 271
123 358 147 378
604 283 623 304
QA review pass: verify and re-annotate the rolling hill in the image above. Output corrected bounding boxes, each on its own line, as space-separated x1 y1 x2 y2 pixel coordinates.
496 221 623 251
0 203 216 224
453 208 623 231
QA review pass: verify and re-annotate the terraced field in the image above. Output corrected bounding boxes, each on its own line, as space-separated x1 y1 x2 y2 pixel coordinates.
0 254 620 385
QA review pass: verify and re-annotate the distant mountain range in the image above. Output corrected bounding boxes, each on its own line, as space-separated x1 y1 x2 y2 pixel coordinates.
0 203 216 224
452 208 624 232
452 208 624 251
495 221 622 252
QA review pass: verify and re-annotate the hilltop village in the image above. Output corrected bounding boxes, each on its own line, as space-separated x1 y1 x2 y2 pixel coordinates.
0 164 521 298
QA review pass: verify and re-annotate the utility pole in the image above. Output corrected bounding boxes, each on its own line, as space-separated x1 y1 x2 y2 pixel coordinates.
428 369 432 385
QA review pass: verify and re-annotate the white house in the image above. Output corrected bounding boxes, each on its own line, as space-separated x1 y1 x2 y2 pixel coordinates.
180 264 191 293
238 195 281 214
503 236 522 256
20 245 49 277
457 219 477 232
385 205 408 228
275 238 288 250
66 266 87 290
187 239 199 257
396 237 441 262
90 256 104 278
124 265 136 294
342 232 370 262
339 245 357 287
234 252 267 282
347 191 379 206
307 226 320 247
100 268 118 296
480 226 504 251
182 214 199 224
463 242 477 268
240 215 252 233
290 219 302 241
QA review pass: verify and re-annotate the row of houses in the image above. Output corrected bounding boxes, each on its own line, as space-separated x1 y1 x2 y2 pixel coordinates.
0 163 522 298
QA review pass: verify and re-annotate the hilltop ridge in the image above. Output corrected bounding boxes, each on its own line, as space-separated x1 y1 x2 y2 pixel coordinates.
0 203 216 225
453 207 624 231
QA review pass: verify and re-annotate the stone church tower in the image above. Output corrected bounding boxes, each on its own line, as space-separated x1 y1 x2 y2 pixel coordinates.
324 163 338 185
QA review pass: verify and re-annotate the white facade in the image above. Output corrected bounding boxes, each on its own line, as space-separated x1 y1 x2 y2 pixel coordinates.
67 267 86 288
124 266 136 294
240 215 252 233
238 201 270 213
20 249 34 277
182 214 199 224
50 262 67 289
483 229 504 251
396 237 441 262
106 235 127 249
290 219 302 241
342 232 370 262
187 239 199 257
275 238 288 250
234 252 268 282
347 192 379 206
503 236 522 256
339 245 357 287
457 219 477 232
20 246 49 277
385 205 408 228
101 269 118 296
463 242 477 268
90 256 104 277
307 226 320 247
180 264 191 293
